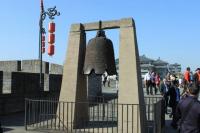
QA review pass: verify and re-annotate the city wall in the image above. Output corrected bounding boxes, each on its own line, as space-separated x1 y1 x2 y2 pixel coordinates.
0 60 63 115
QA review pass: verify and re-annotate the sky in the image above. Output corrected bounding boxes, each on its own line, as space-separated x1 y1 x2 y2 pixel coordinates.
0 0 200 72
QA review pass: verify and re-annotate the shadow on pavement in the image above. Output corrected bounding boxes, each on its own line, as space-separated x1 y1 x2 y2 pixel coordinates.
0 112 25 132
3 127 14 132
0 112 24 127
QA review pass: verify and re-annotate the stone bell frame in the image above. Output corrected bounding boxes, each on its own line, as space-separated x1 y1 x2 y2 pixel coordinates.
59 18 146 133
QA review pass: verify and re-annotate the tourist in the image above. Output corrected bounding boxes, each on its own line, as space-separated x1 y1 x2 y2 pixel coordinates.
193 68 200 89
107 76 111 87
155 73 161 93
178 78 183 88
170 74 177 81
182 67 191 95
102 73 107 87
160 78 169 113
166 72 171 81
168 80 180 128
167 80 180 127
190 71 194 82
175 83 200 133
144 70 152 95
151 71 157 95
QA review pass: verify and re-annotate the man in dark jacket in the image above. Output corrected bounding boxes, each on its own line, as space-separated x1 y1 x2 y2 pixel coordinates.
160 78 169 113
193 68 200 89
167 80 180 128
175 83 200 133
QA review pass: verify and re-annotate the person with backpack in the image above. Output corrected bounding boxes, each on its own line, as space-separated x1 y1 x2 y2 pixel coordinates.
175 83 200 133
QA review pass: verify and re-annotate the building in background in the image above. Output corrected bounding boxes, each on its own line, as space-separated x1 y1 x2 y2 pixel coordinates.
115 55 181 79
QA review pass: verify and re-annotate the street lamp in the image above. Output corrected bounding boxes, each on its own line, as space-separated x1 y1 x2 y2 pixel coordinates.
39 0 60 89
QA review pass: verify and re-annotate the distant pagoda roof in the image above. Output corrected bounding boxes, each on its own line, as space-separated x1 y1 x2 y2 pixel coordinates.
153 57 168 65
169 63 181 66
139 55 154 63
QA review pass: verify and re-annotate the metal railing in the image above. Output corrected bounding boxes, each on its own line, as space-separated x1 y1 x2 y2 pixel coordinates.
24 96 164 133
25 98 145 133
144 96 165 133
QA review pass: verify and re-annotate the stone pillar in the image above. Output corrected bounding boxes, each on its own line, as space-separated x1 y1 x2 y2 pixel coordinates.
58 24 88 129
118 18 146 133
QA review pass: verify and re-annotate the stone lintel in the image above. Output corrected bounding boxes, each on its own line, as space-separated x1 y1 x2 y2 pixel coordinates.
71 18 135 32
83 20 120 31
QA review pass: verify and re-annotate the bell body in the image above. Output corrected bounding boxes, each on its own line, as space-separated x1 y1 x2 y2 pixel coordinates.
83 31 116 75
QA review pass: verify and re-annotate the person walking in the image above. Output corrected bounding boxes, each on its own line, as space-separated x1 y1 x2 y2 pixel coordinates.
175 83 200 133
155 73 161 93
151 71 157 95
167 80 179 126
167 80 180 128
102 74 107 87
144 70 152 95
182 67 191 95
160 78 169 113
193 68 200 89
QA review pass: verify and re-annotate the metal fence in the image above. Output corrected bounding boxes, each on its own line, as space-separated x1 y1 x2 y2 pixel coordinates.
25 99 145 133
25 96 164 133
144 96 165 133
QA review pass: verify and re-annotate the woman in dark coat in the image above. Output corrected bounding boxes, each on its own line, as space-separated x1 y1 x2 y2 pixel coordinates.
167 80 180 128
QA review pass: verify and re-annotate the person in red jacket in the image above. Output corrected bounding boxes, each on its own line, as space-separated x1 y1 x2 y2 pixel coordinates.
182 67 191 95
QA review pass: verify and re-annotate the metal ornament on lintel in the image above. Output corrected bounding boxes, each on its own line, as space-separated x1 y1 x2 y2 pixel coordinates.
83 21 117 75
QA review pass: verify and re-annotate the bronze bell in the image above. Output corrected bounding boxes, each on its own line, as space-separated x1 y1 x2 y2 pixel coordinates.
83 30 117 75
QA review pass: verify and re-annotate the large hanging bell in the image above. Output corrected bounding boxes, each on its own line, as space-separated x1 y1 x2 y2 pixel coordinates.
83 30 117 75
